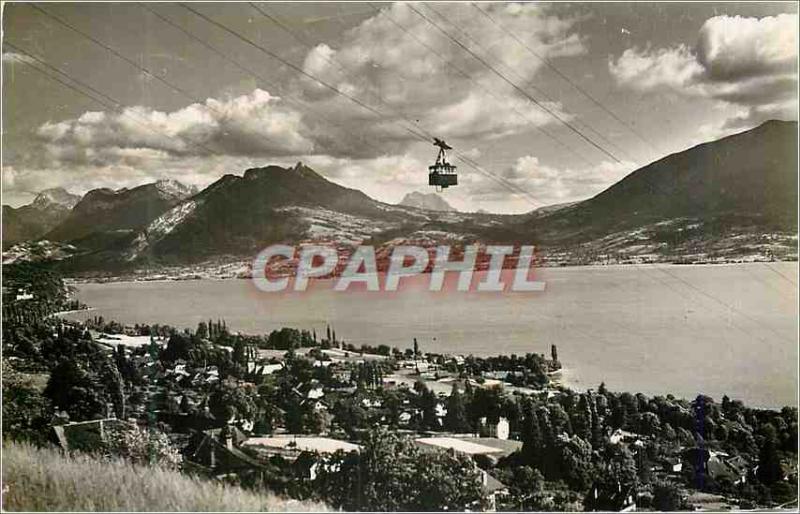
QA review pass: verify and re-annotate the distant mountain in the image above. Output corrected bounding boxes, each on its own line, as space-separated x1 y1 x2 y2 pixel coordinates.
45 180 197 248
32 187 81 210
399 191 457 212
24 121 799 272
126 163 416 263
2 188 81 246
514 120 798 263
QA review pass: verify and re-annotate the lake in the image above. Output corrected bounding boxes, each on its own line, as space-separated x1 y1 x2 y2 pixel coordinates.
65 262 798 408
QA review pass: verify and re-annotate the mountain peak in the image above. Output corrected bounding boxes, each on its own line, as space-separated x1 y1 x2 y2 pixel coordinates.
242 163 325 182
399 191 457 212
32 187 80 210
154 179 197 200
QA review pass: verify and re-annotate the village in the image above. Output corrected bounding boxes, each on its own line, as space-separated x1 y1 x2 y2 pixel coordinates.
2 262 797 511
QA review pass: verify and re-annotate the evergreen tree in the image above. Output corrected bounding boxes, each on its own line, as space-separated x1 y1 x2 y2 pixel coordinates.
521 401 544 468
572 394 593 442
757 423 784 485
444 385 471 433
196 321 208 339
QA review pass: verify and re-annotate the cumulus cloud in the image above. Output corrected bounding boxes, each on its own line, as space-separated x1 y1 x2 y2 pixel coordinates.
609 14 798 131
297 2 585 145
34 89 314 166
5 3 593 212
696 14 798 81
472 155 636 206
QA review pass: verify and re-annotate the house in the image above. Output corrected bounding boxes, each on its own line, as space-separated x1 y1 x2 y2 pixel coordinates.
15 291 33 301
52 418 136 452
480 470 509 512
415 437 506 457
185 427 263 479
479 417 510 440
306 386 325 400
661 456 683 473
610 428 641 445
586 480 636 512
242 435 360 475
247 362 283 375
707 453 749 485
361 397 382 409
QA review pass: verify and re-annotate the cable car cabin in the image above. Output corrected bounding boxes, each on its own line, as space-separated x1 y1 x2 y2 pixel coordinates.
428 138 458 190
429 163 457 188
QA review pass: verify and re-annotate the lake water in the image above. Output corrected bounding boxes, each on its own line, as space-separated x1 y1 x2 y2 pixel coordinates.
66 263 798 408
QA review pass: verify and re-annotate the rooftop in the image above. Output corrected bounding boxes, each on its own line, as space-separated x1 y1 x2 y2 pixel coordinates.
415 437 506 455
243 436 361 454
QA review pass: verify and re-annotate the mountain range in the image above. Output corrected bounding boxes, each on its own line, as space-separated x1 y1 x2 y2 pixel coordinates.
2 120 797 273
2 188 81 246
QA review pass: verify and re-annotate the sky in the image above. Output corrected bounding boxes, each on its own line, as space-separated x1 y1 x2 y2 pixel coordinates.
2 2 798 213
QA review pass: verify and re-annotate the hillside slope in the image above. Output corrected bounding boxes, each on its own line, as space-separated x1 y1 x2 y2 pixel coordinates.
524 120 798 245
45 180 196 245
17 121 798 272
1 441 326 512
129 163 426 262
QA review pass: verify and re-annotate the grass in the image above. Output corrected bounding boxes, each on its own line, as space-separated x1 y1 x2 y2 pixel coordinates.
1 441 327 512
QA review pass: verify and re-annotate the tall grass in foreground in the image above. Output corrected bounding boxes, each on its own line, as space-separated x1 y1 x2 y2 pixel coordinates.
1 441 327 512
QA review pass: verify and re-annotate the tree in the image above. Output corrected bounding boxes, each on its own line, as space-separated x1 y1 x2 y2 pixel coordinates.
162 333 194 362
520 401 544 468
444 385 471 433
44 360 107 421
552 435 594 490
571 394 593 442
2 361 52 445
756 423 783 485
549 403 573 436
104 424 182 469
417 387 440 430
333 397 368 436
196 321 208 339
313 428 486 511
100 360 125 419
653 481 686 511
285 396 306 433
506 466 547 510
208 380 257 426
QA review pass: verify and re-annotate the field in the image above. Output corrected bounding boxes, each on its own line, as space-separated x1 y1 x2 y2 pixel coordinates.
1 441 326 512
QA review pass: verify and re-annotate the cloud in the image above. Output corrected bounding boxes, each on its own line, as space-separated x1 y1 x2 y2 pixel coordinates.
696 14 798 81
34 89 314 166
608 45 704 92
472 155 636 206
609 14 798 131
5 3 593 213
297 2 585 146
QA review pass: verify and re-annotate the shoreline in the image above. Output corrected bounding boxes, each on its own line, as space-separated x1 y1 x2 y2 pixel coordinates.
64 258 799 285
62 304 794 411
